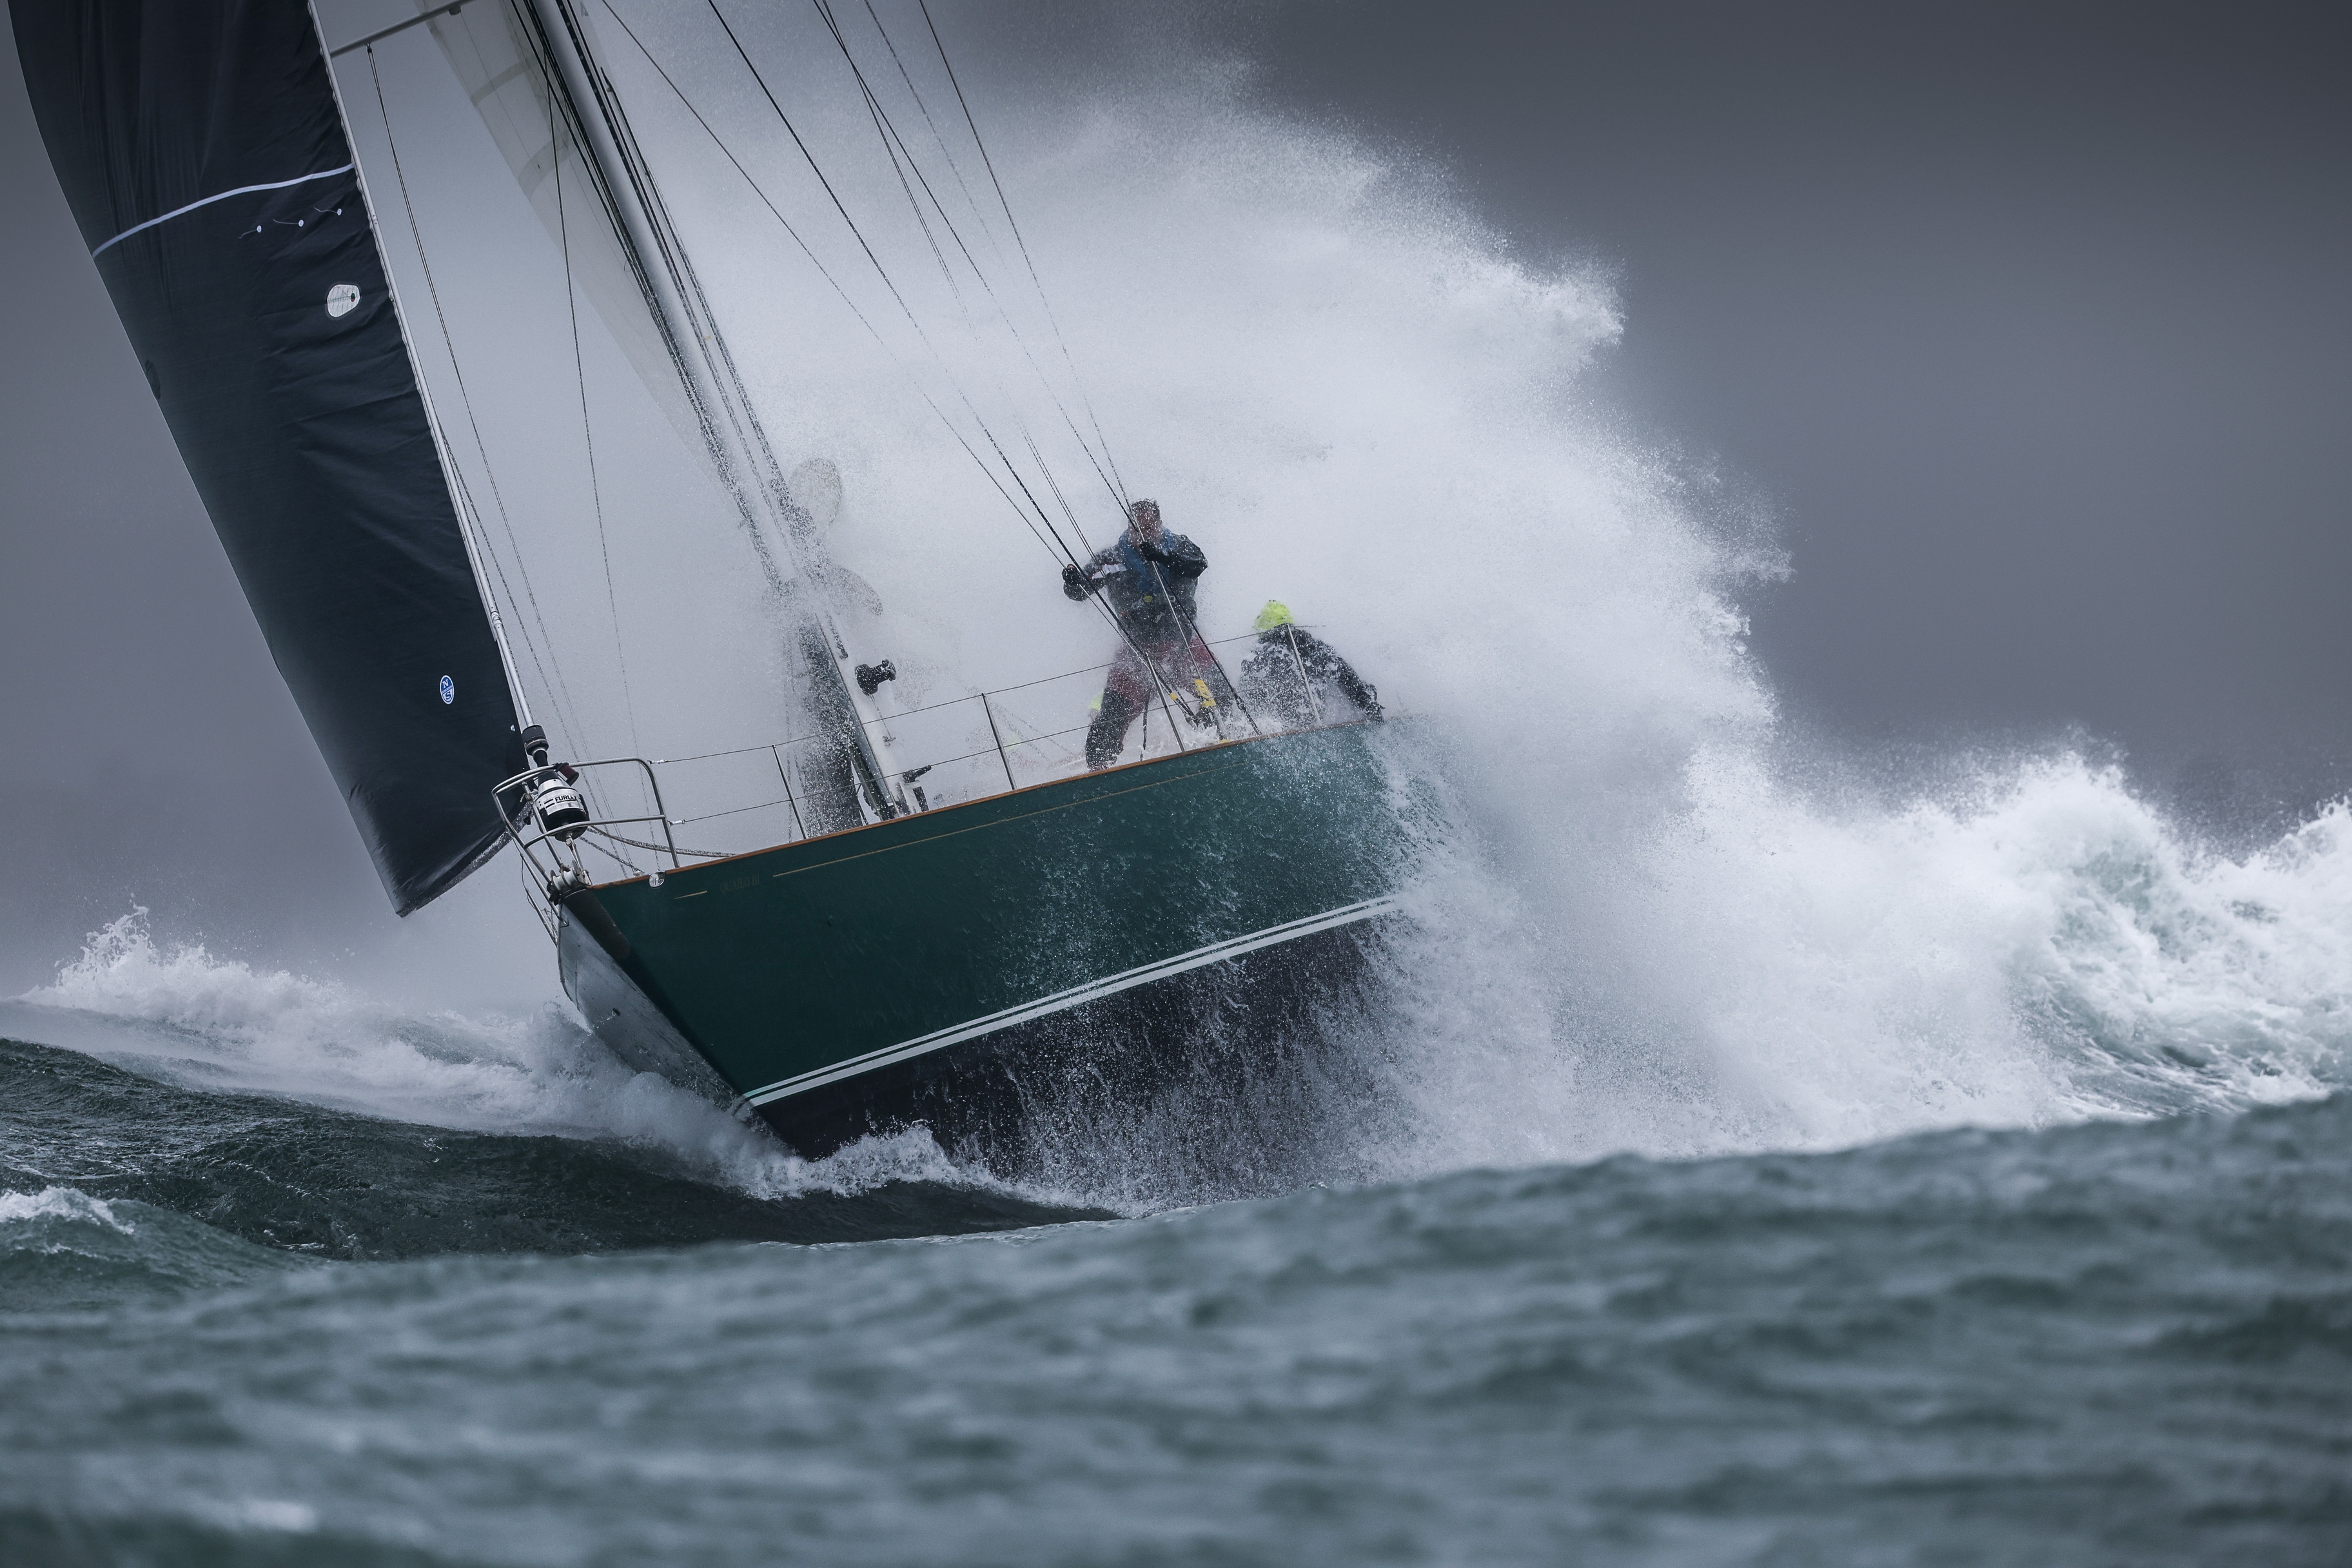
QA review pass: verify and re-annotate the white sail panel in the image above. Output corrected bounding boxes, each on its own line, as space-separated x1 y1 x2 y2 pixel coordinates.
422 0 716 470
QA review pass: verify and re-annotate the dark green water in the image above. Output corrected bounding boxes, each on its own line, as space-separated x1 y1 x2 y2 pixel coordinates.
3 1029 2346 1566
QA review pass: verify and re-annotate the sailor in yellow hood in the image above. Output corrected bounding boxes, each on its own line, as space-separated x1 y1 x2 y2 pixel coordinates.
1237 600 1382 729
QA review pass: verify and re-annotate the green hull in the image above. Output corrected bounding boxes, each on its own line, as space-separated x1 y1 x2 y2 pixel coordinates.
559 721 1402 1155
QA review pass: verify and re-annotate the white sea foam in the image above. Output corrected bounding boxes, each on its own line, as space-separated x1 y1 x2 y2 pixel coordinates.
10 912 1012 1203
0 1186 133 1235
19 23 2346 1202
1378 743 2352 1174
227 1500 320 1536
677 31 2346 1173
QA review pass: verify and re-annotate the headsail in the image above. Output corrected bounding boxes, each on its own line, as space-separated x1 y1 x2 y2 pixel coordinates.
423 0 908 832
422 0 712 466
12 0 525 914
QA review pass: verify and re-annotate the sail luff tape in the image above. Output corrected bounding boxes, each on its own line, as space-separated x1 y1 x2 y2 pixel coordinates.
91 164 357 258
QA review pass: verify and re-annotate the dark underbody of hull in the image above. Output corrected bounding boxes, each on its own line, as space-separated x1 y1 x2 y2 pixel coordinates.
557 721 1407 1175
756 919 1384 1166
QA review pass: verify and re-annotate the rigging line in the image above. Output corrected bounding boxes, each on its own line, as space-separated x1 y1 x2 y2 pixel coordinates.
1167 574 1264 741
838 29 969 318
535 1 799 615
704 0 931 346
811 0 957 275
580 830 643 877
593 826 730 858
697 0 1091 571
548 68 643 758
819 0 993 326
801 4 1188 733
602 7 1170 750
814 0 1116 581
858 0 999 265
818 6 1056 506
1022 425 1093 564
660 2 1181 734
821 0 1126 531
693 0 1066 553
796 7 1186 756
365 46 557 713
444 462 562 724
917 0 1129 507
364 43 587 747
598 2 1079 574
852 0 1128 528
513 0 747 563
816 7 1187 722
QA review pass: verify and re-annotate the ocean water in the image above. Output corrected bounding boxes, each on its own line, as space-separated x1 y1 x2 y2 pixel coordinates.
4 785 2349 1568
12 5 2352 1562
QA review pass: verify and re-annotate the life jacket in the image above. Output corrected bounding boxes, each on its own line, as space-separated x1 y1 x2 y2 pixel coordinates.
1115 535 1159 607
1097 531 1197 634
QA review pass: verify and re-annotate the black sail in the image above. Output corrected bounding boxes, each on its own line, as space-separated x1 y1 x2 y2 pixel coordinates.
12 0 524 914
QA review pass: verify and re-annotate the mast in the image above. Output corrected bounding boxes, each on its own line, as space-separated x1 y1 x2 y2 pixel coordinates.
518 0 909 828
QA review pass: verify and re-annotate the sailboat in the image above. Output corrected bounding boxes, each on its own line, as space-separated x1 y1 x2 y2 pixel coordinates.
14 0 1405 1166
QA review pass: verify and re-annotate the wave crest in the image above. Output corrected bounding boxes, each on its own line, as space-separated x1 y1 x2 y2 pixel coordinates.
0 1186 132 1235
12 912 1043 1206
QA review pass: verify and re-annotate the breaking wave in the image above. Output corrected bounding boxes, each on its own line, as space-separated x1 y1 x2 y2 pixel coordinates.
14 744 2351 1226
621 32 2352 1182
0 1184 132 1235
1378 745 2352 1175
5 912 1099 1224
20 910 784 1175
13 16 2351 1222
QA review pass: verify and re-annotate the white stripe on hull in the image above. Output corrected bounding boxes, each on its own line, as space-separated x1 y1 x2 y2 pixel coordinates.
742 897 1398 1107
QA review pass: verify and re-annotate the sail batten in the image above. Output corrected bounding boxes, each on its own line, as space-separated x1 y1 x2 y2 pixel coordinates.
13 0 525 914
90 162 358 257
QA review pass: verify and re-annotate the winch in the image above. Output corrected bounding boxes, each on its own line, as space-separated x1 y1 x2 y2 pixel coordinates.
519 723 590 842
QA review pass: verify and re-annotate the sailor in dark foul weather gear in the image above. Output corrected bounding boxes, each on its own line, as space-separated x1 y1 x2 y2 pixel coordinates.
1236 600 1382 730
1063 499 1235 769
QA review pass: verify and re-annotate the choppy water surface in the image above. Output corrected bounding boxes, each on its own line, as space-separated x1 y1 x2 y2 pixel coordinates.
2 910 2348 1565
12 5 2352 1559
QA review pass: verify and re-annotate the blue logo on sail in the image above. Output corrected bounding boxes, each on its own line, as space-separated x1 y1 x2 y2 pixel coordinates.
438 675 455 705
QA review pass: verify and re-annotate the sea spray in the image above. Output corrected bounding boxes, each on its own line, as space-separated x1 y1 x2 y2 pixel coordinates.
3 14 2346 1560
19 14 2352 1204
769 45 2352 1172
8 912 1070 1208
1372 743 2352 1180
